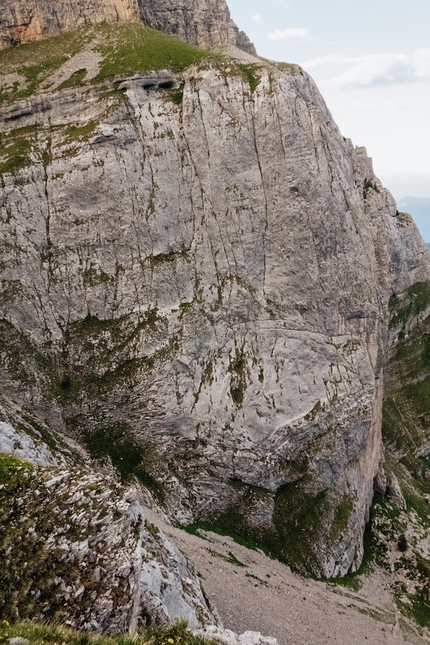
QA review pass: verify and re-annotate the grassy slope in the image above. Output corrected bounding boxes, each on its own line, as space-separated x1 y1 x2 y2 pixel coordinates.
383 282 430 454
0 618 216 645
366 282 430 628
0 22 272 107
0 23 217 105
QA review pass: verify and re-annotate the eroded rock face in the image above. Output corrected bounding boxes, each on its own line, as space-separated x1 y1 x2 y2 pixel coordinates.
0 420 63 467
136 0 255 53
0 0 255 53
0 433 217 631
0 0 140 48
0 59 429 577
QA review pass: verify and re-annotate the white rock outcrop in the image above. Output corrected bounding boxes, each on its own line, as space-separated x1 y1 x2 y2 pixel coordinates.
0 420 62 466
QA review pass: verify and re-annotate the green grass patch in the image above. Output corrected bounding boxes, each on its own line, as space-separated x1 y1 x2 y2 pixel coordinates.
169 85 184 105
84 423 165 502
0 22 277 110
150 249 190 266
94 23 218 80
363 178 380 199
409 597 430 629
52 310 162 402
260 58 303 74
396 594 430 630
0 452 33 481
184 521 259 551
187 469 356 577
390 458 430 527
82 266 114 287
269 484 356 575
0 29 88 104
19 412 60 454
0 458 67 621
226 551 247 567
228 350 248 407
328 493 390 591
0 319 46 388
63 120 99 144
383 283 430 454
0 23 220 105
0 619 217 645
271 484 331 573
0 125 40 175
395 211 414 228
58 68 87 90
204 547 248 568
330 495 354 543
389 282 430 329
237 64 261 92
229 478 273 501
364 461 430 630
1 460 174 624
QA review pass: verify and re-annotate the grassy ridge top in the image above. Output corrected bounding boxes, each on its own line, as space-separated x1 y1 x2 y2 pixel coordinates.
0 23 219 105
95 23 218 78
0 22 302 108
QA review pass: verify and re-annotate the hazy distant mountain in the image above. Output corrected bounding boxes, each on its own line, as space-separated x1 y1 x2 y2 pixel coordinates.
397 196 430 242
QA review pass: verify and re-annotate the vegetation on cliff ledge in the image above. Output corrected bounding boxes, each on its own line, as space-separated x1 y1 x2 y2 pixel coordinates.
0 23 219 105
375 280 430 627
384 281 430 453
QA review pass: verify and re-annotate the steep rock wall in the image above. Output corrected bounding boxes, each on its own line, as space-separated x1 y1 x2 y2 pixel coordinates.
0 0 255 52
0 58 429 576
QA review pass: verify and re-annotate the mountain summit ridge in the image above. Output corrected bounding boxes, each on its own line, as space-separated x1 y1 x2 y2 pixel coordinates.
0 0 255 53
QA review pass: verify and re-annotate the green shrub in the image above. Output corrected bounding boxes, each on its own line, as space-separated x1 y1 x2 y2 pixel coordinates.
58 68 87 89
397 533 408 552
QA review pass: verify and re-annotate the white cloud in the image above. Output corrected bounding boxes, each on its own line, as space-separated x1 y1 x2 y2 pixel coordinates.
303 50 430 87
303 54 350 68
252 14 262 23
414 49 430 77
329 54 412 86
268 28 309 41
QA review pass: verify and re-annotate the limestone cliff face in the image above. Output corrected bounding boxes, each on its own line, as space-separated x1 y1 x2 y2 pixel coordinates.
0 0 255 52
136 0 255 53
0 41 429 576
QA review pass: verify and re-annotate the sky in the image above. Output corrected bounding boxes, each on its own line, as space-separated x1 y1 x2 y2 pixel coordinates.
227 0 430 203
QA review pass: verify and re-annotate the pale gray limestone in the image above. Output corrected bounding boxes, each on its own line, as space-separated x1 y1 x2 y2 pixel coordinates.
0 58 429 578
